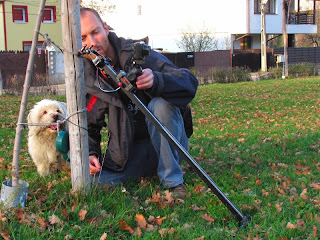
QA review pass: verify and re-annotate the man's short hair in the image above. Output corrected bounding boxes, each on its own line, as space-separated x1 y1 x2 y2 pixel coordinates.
80 8 104 26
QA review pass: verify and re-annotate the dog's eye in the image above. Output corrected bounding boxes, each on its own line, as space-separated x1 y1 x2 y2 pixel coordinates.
44 111 47 114
57 109 61 113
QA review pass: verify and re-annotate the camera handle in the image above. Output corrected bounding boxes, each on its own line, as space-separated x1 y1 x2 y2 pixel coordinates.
80 46 251 227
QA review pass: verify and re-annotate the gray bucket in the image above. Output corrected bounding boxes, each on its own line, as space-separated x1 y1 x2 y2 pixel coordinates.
0 179 29 208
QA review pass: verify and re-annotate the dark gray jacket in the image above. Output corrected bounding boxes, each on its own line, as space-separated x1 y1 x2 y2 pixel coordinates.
84 32 198 171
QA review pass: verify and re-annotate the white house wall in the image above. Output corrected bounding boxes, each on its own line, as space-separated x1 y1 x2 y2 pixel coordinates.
248 0 283 34
287 24 318 34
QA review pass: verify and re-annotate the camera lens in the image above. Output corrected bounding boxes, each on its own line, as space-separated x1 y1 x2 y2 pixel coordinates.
133 42 151 60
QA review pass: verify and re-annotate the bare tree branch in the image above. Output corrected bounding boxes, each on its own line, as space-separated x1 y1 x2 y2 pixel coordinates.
176 25 218 52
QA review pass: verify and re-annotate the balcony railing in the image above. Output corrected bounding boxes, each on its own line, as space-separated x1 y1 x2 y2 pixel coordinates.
288 12 315 25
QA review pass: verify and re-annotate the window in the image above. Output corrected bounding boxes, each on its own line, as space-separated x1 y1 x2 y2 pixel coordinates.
42 6 56 23
254 0 277 14
240 36 252 49
23 41 44 51
12 5 28 23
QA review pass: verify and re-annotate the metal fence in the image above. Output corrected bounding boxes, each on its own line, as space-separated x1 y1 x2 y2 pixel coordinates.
274 47 320 64
0 51 47 89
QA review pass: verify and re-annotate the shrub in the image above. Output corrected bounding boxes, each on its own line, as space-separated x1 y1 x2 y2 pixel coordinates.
211 67 229 83
268 67 282 79
210 67 251 83
230 67 251 83
288 63 316 77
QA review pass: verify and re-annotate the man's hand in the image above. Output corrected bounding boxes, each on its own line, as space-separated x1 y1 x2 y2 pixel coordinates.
136 68 153 90
89 155 102 176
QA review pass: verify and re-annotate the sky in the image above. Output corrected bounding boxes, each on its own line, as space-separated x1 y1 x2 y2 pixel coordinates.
82 0 234 52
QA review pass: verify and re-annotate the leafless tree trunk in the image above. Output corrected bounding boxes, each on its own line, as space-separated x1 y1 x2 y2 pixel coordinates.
61 0 90 193
11 0 46 187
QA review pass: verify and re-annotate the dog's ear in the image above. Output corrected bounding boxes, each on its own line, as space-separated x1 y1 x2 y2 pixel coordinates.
27 111 33 123
27 111 34 130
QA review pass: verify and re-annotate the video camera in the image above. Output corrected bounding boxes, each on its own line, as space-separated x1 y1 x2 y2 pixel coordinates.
126 42 151 82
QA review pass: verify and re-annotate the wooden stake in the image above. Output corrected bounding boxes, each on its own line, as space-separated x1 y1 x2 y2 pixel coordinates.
60 0 90 193
11 0 46 187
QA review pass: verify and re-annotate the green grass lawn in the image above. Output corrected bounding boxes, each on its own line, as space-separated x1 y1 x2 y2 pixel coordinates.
0 77 320 239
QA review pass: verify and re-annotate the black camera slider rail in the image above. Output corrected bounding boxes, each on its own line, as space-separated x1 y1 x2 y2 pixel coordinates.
80 47 251 227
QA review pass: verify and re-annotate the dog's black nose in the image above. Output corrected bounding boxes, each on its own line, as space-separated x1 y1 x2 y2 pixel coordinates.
52 114 59 120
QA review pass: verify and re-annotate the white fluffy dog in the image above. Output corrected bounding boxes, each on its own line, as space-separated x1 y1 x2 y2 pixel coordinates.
27 99 68 176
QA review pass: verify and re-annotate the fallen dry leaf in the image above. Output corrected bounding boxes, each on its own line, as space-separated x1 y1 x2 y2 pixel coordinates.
313 225 317 238
146 191 174 208
78 209 87 221
49 215 62 225
300 188 308 200
38 217 48 228
262 189 269 197
146 224 155 232
62 176 69 182
286 222 297 229
275 202 283 212
164 190 174 203
182 223 193 229
100 232 107 240
88 216 103 226
201 214 215 223
310 182 320 190
294 162 304 169
154 216 167 226
193 184 206 194
190 204 206 211
0 229 10 240
159 227 174 237
135 214 147 229
295 168 311 175
135 227 142 237
15 208 25 220
64 234 73 240
234 172 243 181
119 220 134 234
62 208 69 220
193 236 205 240
297 219 305 229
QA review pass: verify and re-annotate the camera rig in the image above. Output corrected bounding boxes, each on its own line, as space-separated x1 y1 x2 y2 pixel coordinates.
80 43 251 227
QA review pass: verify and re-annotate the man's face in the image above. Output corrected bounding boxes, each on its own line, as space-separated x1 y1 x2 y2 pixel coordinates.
81 11 109 58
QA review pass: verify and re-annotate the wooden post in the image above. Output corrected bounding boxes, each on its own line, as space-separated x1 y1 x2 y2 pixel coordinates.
282 1 289 78
261 2 267 72
11 0 46 187
61 0 90 193
0 70 4 95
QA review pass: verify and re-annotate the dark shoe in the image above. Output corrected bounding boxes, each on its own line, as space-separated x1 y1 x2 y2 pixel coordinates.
170 184 187 198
